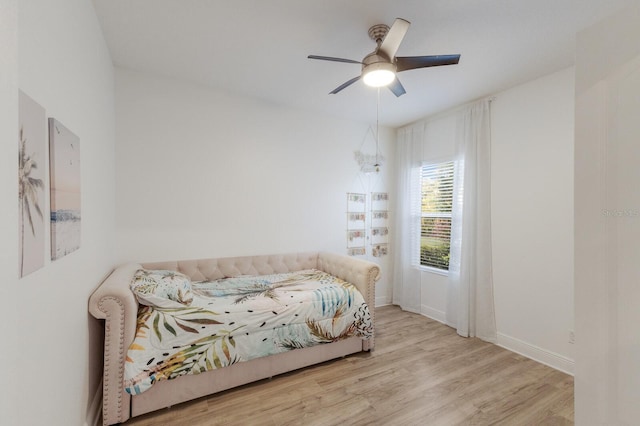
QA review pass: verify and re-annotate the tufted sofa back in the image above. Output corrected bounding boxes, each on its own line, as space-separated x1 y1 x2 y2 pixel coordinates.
142 252 319 282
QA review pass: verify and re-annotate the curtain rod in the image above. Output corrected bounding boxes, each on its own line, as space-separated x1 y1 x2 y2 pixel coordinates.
399 94 497 130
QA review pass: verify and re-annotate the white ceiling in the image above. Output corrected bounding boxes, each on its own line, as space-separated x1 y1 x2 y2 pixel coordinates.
92 0 631 128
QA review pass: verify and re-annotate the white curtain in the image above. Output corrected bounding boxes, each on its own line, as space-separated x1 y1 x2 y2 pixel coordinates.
446 100 497 341
392 123 423 313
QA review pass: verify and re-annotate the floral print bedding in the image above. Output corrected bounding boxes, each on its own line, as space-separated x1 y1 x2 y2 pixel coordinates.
124 269 372 395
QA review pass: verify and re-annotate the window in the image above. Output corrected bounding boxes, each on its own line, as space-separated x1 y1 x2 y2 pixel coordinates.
420 161 454 271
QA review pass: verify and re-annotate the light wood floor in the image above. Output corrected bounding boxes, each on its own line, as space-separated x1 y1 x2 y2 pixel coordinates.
124 305 574 426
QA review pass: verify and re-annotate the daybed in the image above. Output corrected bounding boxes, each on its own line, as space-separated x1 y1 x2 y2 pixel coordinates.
89 251 379 425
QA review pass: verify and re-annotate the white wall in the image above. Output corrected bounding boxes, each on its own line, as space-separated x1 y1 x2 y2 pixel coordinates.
115 68 394 305
575 4 640 424
0 0 115 425
492 67 575 373
405 67 575 373
0 0 19 421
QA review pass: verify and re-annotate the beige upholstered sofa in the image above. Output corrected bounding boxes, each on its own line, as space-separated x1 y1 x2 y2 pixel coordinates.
89 251 379 425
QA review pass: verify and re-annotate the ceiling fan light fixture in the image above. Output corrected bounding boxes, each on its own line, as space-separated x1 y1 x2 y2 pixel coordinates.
362 63 396 87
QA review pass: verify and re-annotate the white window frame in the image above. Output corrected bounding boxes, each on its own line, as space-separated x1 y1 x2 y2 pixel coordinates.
418 159 455 274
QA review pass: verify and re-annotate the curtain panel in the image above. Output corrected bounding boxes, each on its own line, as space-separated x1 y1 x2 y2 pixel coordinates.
392 123 424 313
446 99 497 342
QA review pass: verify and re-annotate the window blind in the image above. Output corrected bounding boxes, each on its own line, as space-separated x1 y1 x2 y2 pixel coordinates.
420 161 454 270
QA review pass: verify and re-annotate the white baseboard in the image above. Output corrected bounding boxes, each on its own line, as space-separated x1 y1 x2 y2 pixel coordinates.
421 304 447 324
375 296 391 307
497 333 574 376
391 303 575 376
85 379 102 426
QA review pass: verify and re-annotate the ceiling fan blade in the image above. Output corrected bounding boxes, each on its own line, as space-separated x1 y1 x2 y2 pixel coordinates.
388 77 406 97
396 54 461 72
308 55 362 65
378 18 410 60
329 76 361 94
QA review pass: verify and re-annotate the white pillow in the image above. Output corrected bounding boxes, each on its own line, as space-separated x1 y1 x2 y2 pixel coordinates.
130 269 194 309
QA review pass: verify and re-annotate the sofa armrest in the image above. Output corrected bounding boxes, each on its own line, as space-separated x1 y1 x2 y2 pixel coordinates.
89 263 141 425
317 252 380 350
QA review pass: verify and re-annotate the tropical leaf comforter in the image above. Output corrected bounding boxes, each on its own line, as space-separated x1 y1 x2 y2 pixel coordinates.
124 269 372 395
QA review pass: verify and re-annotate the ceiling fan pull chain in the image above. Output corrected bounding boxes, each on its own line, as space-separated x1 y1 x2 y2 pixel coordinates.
375 87 380 170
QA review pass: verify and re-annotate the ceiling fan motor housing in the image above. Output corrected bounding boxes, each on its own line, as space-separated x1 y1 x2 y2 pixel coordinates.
362 60 396 76
363 51 394 67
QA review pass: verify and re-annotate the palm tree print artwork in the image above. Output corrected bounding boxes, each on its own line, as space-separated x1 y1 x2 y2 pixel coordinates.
49 118 81 260
18 91 46 278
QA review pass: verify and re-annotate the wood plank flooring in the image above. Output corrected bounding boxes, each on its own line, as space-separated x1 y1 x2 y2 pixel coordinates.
124 305 574 426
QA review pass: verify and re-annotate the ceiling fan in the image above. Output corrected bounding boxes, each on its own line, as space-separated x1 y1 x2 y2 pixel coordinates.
308 18 460 97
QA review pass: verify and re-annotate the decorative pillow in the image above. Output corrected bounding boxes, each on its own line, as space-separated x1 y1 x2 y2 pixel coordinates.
130 269 194 309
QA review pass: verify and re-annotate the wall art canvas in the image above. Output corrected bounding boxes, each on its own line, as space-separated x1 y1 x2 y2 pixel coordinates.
49 118 81 260
18 91 47 278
